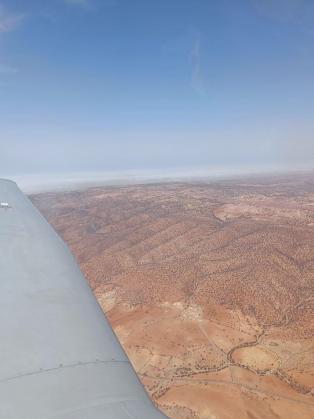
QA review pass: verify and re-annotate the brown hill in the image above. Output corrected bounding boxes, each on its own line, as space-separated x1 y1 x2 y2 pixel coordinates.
31 173 314 419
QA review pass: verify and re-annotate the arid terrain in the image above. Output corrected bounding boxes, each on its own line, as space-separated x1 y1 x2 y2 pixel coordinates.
31 173 314 419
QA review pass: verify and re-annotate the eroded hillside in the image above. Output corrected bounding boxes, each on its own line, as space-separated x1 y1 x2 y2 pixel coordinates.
31 174 314 419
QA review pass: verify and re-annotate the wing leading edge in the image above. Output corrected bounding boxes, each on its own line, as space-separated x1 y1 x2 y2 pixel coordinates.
0 179 166 419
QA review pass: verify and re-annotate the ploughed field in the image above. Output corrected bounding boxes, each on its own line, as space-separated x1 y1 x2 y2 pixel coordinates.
31 174 314 419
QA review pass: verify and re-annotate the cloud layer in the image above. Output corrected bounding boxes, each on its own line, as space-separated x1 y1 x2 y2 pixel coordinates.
190 33 206 96
0 63 17 74
0 4 23 33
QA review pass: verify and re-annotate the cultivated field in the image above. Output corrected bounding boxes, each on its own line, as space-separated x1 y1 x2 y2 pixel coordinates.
31 173 314 419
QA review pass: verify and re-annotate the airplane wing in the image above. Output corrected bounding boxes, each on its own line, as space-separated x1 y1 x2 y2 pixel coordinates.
0 179 166 419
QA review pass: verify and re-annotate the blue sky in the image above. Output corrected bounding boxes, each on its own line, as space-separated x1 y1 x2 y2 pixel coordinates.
0 0 313 178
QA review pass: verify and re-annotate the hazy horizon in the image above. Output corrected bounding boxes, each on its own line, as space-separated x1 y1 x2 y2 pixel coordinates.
4 164 313 194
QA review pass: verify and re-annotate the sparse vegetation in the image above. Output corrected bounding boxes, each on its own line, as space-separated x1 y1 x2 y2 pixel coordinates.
31 173 314 419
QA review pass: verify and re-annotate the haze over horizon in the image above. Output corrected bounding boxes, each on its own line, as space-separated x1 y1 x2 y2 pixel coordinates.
0 0 313 182
1 3 314 417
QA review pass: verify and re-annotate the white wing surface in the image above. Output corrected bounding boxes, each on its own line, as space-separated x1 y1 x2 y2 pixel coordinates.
0 179 166 419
